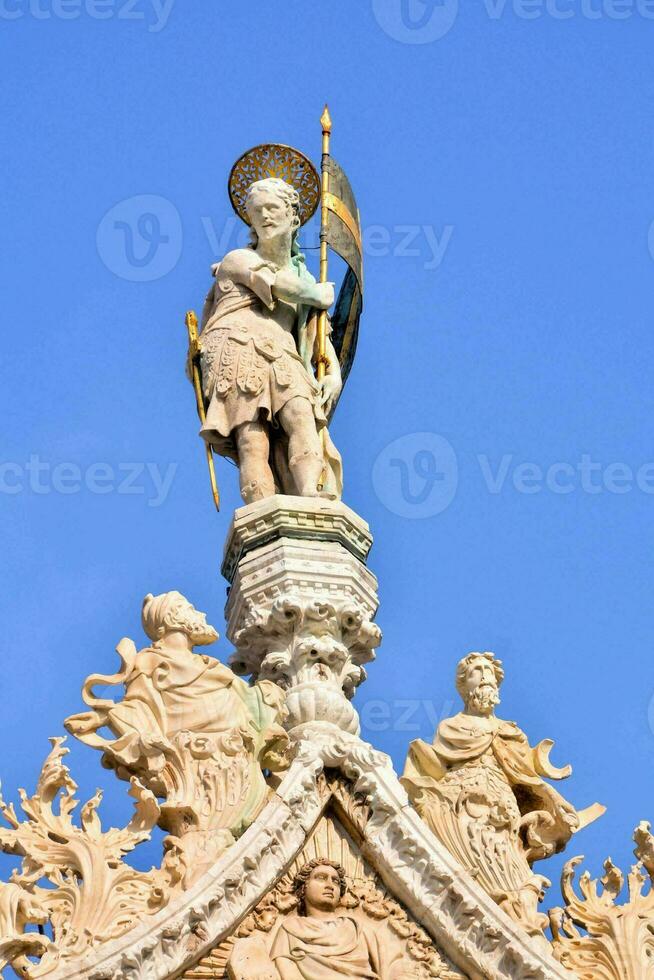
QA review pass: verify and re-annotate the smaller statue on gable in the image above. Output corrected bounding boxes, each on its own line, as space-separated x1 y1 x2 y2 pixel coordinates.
402 652 604 938
65 591 288 886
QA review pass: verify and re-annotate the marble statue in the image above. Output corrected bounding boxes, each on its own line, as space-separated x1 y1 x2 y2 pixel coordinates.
65 591 288 885
199 177 343 504
228 859 417 980
402 652 604 939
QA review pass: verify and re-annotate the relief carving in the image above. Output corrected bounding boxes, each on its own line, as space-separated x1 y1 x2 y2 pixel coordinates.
230 595 380 734
184 799 465 980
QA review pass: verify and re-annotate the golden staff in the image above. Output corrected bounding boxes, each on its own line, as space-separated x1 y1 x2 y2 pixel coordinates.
317 103 332 384
316 105 332 491
185 310 220 511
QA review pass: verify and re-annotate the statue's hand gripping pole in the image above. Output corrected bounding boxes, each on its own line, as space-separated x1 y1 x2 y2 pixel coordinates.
185 310 220 511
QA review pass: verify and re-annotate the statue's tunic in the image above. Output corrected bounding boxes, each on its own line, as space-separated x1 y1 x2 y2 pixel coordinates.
269 916 382 980
201 282 320 437
199 248 342 497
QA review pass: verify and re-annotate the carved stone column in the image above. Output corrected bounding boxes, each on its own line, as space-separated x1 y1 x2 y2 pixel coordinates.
223 495 381 736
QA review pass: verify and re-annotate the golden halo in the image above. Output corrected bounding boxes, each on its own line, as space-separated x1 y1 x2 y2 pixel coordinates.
228 143 321 227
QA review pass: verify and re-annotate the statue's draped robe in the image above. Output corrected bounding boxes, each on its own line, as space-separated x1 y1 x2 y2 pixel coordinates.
66 640 287 840
269 915 384 980
199 247 342 498
428 715 579 857
111 646 278 744
403 714 579 932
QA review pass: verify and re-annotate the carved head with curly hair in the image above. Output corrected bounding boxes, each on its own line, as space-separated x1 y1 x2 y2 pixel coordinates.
293 858 347 916
455 651 504 716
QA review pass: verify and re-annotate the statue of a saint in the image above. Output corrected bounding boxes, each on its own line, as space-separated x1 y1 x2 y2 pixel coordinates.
198 176 343 504
402 652 604 938
228 859 417 980
65 591 288 885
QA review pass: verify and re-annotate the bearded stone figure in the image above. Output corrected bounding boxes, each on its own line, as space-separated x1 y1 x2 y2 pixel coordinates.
65 591 287 885
228 860 417 980
198 176 343 504
402 652 604 939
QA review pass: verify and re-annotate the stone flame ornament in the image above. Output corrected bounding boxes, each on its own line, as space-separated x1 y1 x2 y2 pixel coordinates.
550 821 654 979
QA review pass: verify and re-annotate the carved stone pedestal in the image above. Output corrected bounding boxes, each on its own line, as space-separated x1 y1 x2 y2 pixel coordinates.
222 496 381 736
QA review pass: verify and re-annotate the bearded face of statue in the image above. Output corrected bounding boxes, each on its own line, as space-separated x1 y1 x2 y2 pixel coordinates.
462 658 501 716
245 180 299 246
302 864 342 915
165 603 218 646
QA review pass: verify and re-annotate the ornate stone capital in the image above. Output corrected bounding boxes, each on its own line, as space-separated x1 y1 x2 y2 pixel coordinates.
224 498 381 735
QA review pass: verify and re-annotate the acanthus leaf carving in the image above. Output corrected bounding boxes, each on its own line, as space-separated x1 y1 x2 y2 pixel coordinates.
550 820 654 979
230 594 380 735
0 737 172 978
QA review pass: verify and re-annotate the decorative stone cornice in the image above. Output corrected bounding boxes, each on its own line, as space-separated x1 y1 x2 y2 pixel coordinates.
221 495 374 582
45 727 575 980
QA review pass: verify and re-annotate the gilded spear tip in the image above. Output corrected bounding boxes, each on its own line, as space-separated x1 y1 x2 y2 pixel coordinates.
320 104 332 134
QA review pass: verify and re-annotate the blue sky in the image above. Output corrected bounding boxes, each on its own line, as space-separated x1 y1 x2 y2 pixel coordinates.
2 0 654 934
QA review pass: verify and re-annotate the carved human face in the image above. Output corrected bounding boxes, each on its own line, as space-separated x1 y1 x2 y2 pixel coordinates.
169 602 219 647
463 658 500 715
303 865 342 914
246 186 295 243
